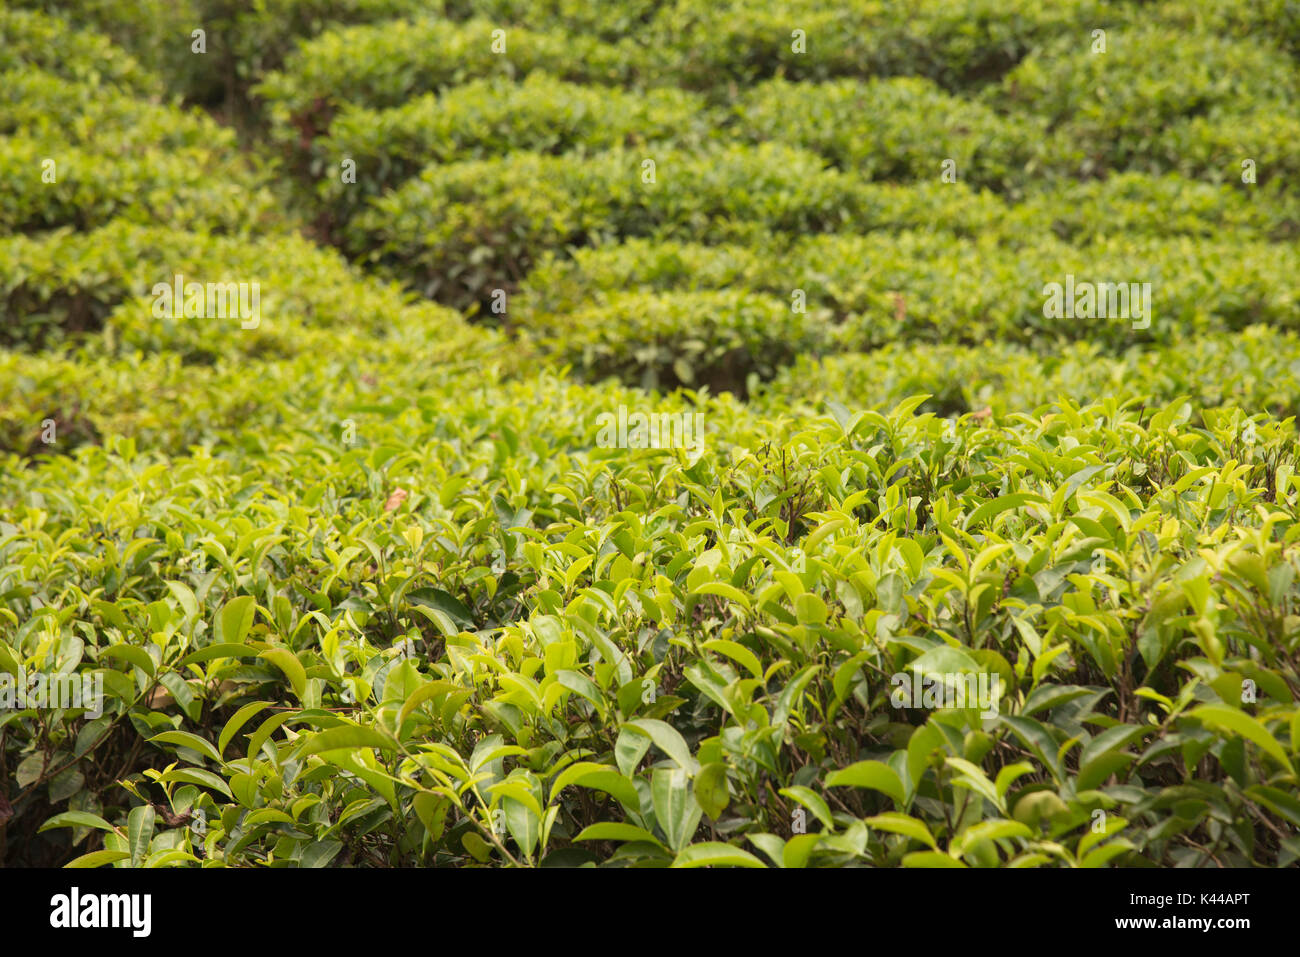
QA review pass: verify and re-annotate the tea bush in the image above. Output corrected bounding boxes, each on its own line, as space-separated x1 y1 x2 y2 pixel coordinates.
0 136 278 235
303 76 713 227
256 17 647 121
0 7 153 90
349 145 1008 310
646 0 1106 93
517 231 1299 362
13 0 438 112
441 0 663 40
521 290 829 394
10 382 1300 868
4 0 1300 872
0 71 205 145
0 222 473 358
1015 173 1300 244
0 320 502 459
734 77 1043 194
993 28 1300 181
759 327 1300 421
0 56 277 238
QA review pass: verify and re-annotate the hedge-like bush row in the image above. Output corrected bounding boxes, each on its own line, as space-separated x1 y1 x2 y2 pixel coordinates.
1015 173 1299 244
348 145 1009 309
441 0 665 39
734 77 1043 194
815 234 1300 351
20 0 670 114
256 17 648 124
1138 0 1300 52
0 7 153 91
997 29 1296 131
993 28 1299 182
0 222 470 360
0 319 503 458
522 290 828 395
520 238 768 317
1 350 301 458
1 49 278 238
1149 109 1300 189
645 0 1106 92
12 0 438 111
0 136 278 235
759 326 1300 422
519 230 1300 357
0 70 224 150
304 75 714 225
736 71 1300 196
